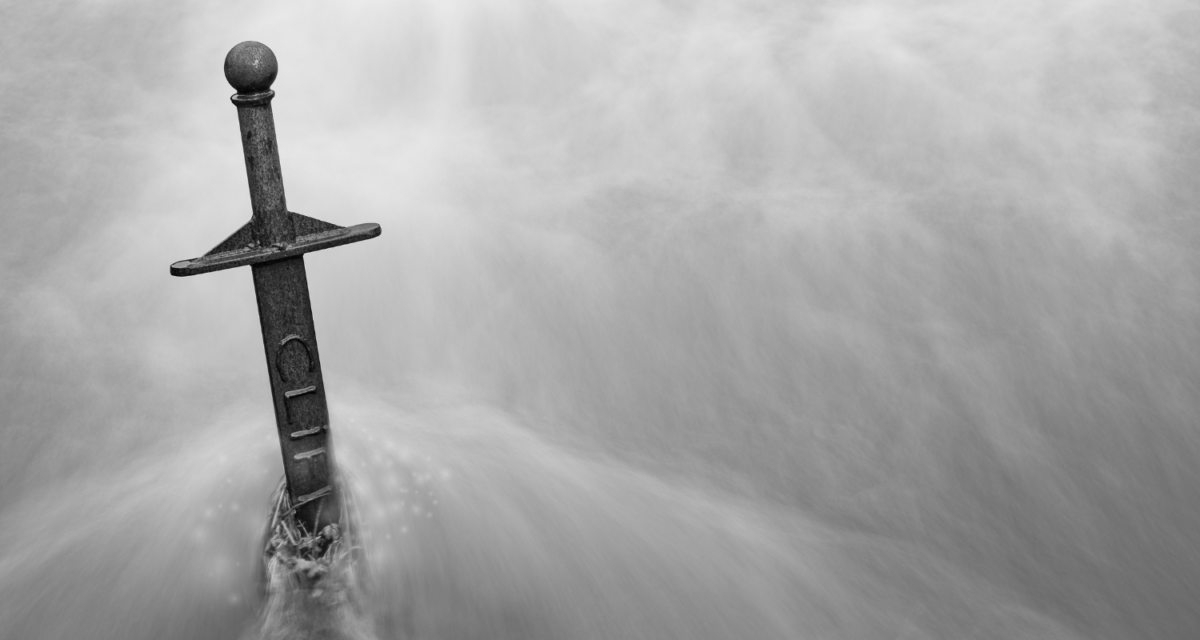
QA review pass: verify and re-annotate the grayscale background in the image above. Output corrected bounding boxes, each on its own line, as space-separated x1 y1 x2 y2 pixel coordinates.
1 1 1199 638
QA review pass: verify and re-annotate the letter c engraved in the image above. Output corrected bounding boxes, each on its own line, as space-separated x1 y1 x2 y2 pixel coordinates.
276 335 315 383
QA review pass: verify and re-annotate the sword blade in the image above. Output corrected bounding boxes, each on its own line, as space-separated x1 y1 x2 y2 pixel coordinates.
252 255 340 531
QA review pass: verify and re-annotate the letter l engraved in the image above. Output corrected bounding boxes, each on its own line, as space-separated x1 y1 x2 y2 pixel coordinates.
282 384 318 424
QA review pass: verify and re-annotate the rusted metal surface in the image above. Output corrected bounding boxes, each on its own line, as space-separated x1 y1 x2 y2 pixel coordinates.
171 41 381 532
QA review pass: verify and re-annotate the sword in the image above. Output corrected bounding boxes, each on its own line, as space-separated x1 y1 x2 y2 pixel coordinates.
171 41 381 533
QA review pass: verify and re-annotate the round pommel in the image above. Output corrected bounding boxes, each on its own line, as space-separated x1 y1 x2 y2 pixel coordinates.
224 41 278 94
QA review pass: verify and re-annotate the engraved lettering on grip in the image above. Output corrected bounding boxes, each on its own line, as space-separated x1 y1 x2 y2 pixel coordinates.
293 447 327 477
281 384 318 424
294 447 326 461
275 335 323 427
290 424 327 439
275 334 315 383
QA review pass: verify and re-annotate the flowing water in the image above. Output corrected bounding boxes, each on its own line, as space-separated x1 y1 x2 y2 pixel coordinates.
2 0 1200 638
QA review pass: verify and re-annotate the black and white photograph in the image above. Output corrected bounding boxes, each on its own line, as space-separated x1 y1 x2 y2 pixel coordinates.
1 1 1198 638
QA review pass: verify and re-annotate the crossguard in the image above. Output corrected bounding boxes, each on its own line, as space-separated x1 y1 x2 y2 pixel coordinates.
171 214 380 276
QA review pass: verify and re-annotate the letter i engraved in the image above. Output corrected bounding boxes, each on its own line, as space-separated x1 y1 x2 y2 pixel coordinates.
170 41 382 533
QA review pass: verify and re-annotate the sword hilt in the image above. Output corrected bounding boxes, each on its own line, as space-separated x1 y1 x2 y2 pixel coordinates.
170 41 380 277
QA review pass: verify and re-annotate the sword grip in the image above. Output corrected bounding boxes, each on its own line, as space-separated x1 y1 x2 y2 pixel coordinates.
226 42 295 248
